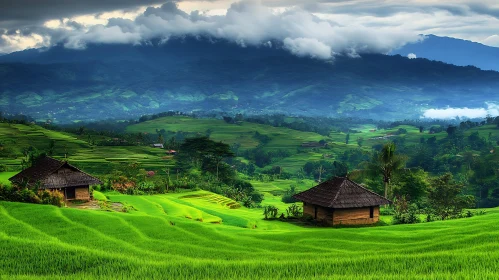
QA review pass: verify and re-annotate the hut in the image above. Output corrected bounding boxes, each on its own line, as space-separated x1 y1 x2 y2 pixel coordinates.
9 157 102 201
293 177 391 226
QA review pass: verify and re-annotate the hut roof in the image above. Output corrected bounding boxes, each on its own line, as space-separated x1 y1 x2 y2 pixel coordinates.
9 156 102 189
293 177 391 208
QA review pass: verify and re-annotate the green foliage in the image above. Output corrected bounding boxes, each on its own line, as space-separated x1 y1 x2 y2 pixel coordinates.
392 169 429 202
281 184 299 203
263 205 279 219
0 184 64 207
428 173 476 220
176 136 235 181
392 196 420 224
363 142 407 199
285 204 302 218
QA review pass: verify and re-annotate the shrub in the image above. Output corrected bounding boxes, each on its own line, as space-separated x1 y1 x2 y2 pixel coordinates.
281 185 299 203
393 204 420 224
379 207 395 216
393 196 420 224
38 190 65 207
263 205 279 219
286 204 302 218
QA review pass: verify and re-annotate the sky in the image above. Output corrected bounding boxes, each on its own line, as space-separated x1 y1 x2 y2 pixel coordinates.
1 0 499 57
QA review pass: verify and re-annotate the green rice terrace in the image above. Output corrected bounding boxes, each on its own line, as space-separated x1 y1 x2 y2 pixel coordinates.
1 116 498 279
0 191 498 279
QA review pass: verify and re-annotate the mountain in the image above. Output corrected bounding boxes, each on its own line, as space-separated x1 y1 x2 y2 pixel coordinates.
1 37 499 122
391 35 499 72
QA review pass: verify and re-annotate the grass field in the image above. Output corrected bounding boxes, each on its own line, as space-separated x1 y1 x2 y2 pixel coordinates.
0 171 15 185
127 116 325 152
1 192 498 279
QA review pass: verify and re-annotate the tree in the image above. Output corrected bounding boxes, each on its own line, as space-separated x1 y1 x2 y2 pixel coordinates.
176 136 234 181
364 142 407 199
345 133 350 144
157 134 165 145
419 126 424 133
357 137 364 147
48 140 56 156
316 165 326 182
428 173 475 220
392 169 428 202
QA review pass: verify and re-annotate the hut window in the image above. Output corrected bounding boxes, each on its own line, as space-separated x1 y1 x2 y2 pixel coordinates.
369 206 374 218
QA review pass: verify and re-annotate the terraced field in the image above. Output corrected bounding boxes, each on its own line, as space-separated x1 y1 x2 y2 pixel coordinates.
1 191 498 279
0 123 172 175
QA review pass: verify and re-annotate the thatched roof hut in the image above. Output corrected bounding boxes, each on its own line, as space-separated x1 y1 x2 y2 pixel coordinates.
293 177 391 226
9 157 101 201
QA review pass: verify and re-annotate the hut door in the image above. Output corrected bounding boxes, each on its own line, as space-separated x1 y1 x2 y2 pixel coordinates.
65 188 76 200
369 206 374 218
314 206 318 219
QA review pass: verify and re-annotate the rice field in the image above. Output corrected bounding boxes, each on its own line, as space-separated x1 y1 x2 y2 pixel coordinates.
1 191 498 280
0 123 173 175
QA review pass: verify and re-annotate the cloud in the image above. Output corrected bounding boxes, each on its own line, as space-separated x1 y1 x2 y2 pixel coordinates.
54 1 422 59
483 35 499 47
283 38 332 59
2 0 499 56
0 0 165 29
422 103 499 119
408 53 417 59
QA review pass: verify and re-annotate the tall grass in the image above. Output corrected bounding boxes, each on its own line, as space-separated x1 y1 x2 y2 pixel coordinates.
1 193 499 279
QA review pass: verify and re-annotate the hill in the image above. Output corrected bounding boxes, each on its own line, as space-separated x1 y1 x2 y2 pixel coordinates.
1 38 499 122
392 35 499 71
1 193 498 279
0 123 172 175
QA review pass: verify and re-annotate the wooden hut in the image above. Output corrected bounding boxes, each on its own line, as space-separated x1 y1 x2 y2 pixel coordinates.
293 177 391 226
9 156 102 201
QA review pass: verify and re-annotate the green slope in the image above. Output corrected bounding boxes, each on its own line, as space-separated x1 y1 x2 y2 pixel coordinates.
1 194 498 279
126 116 324 151
0 123 173 175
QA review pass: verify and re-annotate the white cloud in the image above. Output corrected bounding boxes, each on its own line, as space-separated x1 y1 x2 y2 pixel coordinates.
483 35 499 47
4 0 499 56
408 53 417 59
0 0 423 58
283 37 332 59
423 103 499 119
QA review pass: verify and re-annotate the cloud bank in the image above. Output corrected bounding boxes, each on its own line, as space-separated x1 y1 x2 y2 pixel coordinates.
423 103 499 119
0 1 423 59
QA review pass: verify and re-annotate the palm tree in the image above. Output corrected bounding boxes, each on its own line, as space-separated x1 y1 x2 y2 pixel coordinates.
364 142 407 199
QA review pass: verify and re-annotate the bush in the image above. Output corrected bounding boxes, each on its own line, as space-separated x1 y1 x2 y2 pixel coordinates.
263 205 279 219
393 204 420 224
0 184 64 207
286 204 302 218
379 207 395 216
38 190 65 207
281 185 299 203
393 196 420 224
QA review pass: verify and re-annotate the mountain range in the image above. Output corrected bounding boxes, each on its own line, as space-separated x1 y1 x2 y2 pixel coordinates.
392 35 499 72
1 37 499 122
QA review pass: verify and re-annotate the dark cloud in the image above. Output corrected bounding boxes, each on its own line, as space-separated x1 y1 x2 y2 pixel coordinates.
1 0 498 55
0 0 166 29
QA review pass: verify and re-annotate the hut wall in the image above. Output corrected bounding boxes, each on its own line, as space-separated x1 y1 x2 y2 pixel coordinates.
303 203 315 217
332 206 379 225
303 203 333 221
75 187 90 201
